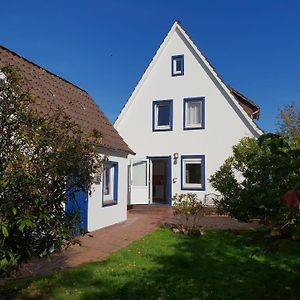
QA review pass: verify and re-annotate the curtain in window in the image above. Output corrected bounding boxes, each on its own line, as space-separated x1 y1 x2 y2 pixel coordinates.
187 102 201 125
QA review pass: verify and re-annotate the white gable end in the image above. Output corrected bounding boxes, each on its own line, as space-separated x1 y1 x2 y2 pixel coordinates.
115 22 262 204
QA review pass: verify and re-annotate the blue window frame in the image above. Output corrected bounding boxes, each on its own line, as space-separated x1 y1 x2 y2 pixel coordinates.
172 55 184 76
183 97 205 130
181 155 205 191
102 161 118 207
152 100 173 131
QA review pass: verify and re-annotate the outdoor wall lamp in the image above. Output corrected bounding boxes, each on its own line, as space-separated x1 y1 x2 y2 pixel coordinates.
173 152 179 164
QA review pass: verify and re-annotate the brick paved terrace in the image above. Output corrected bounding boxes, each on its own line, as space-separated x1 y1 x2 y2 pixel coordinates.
18 205 259 278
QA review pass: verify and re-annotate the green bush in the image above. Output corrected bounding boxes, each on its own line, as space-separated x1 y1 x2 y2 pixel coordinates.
210 133 300 236
0 67 103 277
172 193 205 235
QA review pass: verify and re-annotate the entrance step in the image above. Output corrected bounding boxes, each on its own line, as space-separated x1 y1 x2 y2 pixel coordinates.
129 204 172 215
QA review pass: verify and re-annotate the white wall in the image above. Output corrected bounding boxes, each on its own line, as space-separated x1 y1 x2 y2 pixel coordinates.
87 149 128 231
115 28 260 203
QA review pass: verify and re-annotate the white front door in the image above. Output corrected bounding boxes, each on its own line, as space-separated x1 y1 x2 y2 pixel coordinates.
130 158 150 204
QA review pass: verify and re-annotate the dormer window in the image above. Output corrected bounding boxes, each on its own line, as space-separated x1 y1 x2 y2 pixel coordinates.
152 100 173 131
172 55 184 76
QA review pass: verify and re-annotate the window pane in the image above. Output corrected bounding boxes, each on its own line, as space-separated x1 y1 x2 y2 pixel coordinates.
157 104 170 126
187 101 201 125
103 167 111 195
176 59 182 72
132 161 147 186
186 163 201 184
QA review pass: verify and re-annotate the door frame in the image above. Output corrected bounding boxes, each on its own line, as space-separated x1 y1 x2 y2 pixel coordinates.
147 156 172 206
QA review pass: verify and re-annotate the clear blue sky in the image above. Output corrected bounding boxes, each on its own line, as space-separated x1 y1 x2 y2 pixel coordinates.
0 0 299 132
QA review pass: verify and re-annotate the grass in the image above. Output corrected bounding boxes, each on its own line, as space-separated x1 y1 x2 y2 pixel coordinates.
1 228 300 300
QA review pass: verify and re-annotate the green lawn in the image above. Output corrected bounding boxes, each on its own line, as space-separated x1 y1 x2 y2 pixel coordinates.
2 228 300 300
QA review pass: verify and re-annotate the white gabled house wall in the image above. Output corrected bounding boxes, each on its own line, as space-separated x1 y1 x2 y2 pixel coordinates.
114 21 262 205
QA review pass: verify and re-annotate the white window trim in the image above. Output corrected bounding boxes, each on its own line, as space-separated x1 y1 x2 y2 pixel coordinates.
103 165 114 203
184 100 202 129
173 59 182 75
153 100 172 131
182 158 203 190
172 55 184 76
155 104 170 130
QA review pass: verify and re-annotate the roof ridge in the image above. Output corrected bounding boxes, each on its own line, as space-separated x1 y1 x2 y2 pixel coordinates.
0 44 88 94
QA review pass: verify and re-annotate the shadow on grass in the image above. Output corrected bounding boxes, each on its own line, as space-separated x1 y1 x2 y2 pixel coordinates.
4 229 300 300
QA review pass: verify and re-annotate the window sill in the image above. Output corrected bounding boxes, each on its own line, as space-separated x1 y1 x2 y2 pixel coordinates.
184 125 204 130
182 185 204 191
172 73 184 77
103 200 118 207
153 127 172 132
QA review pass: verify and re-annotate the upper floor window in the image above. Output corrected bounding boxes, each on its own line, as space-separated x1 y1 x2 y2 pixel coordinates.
183 97 205 130
152 100 173 131
172 55 184 76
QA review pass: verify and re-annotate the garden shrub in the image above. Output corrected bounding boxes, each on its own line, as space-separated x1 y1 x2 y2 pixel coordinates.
210 133 300 237
172 193 205 235
0 66 103 277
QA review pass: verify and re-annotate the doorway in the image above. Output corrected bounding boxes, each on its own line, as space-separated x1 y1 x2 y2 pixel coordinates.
149 157 171 205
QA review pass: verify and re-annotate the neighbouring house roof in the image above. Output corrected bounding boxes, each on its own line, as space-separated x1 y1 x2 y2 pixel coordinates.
0 45 134 155
114 21 262 136
229 87 260 120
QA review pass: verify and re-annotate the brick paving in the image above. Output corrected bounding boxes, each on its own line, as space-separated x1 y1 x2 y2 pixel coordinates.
18 205 258 278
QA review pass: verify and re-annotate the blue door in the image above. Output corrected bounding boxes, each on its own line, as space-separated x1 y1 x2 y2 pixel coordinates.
66 187 88 231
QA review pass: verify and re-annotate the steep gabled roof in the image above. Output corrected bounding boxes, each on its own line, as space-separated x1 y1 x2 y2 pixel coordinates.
0 45 134 154
114 21 262 136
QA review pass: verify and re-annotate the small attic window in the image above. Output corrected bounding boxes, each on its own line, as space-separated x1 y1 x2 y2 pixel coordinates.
172 55 184 76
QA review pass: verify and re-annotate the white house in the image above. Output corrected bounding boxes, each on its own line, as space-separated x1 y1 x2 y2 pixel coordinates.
0 45 134 232
114 21 263 206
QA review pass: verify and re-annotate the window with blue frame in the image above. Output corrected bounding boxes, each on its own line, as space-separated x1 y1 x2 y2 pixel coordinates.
183 97 205 130
172 55 184 76
181 155 205 191
153 100 173 131
102 161 118 207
